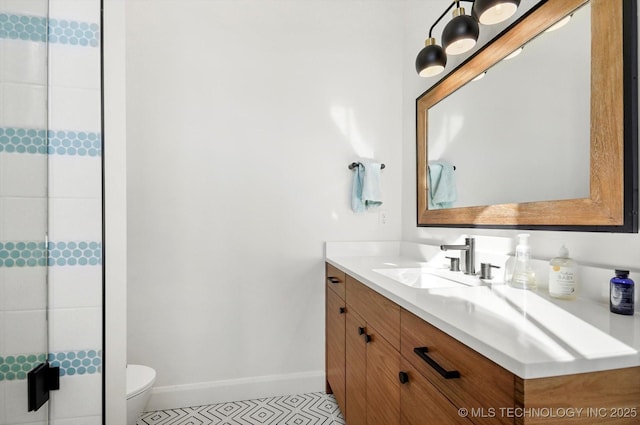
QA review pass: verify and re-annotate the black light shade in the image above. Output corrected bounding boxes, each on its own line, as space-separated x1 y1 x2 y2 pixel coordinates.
415 38 447 77
442 8 479 55
472 0 520 25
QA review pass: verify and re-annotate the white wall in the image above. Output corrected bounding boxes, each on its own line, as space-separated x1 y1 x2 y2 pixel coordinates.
126 0 403 408
402 2 640 284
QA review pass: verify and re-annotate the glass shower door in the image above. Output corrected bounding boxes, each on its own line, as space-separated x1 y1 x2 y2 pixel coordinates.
0 0 51 423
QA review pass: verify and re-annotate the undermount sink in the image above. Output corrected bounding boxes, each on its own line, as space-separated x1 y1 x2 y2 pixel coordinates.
373 267 487 289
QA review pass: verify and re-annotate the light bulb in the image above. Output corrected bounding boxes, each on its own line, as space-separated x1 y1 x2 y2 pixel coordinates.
478 3 518 25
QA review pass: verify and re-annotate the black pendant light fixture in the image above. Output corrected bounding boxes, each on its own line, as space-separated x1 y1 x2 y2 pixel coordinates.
472 0 521 25
415 38 447 77
442 6 480 55
415 0 520 78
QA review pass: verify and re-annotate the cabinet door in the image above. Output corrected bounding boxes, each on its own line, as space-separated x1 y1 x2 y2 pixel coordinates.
400 359 471 425
346 308 367 425
346 275 400 350
367 326 400 425
401 309 514 425
326 287 346 413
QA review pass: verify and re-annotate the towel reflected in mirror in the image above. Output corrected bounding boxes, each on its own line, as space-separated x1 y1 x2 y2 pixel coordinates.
428 161 457 209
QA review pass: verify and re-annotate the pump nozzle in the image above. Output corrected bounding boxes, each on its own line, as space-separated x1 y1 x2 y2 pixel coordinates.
517 233 530 246
558 244 569 258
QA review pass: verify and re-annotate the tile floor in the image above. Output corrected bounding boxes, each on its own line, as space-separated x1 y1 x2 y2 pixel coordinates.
137 392 346 425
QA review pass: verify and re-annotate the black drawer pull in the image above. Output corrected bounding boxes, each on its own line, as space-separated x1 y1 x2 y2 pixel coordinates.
398 371 409 384
339 307 346 314
327 277 341 284
364 334 372 343
358 327 365 335
413 347 460 379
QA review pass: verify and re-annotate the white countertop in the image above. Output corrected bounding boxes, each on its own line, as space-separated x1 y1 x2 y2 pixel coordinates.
325 241 640 379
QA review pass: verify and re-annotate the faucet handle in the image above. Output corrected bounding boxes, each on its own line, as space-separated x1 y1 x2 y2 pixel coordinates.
445 257 460 272
480 262 500 280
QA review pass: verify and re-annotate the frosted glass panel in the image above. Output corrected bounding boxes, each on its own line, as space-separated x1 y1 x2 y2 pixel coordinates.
0 0 50 423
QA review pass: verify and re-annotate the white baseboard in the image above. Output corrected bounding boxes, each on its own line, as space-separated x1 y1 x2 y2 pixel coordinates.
145 370 326 412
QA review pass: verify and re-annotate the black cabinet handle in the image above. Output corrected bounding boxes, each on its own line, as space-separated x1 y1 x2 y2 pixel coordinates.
356 327 370 343
339 307 346 314
413 347 460 379
398 371 409 384
328 277 340 284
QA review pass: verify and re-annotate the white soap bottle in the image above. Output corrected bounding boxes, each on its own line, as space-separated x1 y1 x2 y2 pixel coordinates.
548 245 577 300
509 234 537 290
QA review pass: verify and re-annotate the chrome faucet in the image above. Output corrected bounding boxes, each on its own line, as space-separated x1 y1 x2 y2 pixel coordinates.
440 237 475 275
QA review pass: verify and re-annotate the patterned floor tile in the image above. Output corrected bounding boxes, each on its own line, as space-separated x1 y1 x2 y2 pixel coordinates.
137 392 345 425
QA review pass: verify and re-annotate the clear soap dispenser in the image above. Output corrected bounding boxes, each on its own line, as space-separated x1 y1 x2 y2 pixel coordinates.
509 234 537 290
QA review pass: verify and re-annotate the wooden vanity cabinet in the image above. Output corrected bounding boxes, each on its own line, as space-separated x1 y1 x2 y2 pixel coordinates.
328 264 640 425
345 308 367 425
345 275 400 349
326 266 483 425
366 328 401 425
401 310 514 425
515 368 640 425
325 264 346 413
326 263 346 299
400 358 471 425
346 275 401 425
345 308 401 425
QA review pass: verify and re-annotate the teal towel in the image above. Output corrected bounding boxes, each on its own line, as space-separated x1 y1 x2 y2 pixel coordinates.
428 162 457 209
351 161 383 213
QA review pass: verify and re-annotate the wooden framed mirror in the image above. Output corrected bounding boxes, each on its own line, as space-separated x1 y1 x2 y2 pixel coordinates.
416 0 638 232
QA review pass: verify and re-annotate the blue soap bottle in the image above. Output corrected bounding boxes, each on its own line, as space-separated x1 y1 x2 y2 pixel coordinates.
610 270 635 315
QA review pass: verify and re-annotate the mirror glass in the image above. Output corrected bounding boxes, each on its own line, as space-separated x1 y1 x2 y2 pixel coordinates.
428 3 591 208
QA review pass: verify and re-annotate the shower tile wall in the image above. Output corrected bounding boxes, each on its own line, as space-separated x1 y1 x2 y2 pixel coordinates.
0 0 102 423
0 1 49 423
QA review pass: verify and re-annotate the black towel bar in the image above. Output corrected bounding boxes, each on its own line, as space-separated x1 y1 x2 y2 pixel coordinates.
349 162 385 170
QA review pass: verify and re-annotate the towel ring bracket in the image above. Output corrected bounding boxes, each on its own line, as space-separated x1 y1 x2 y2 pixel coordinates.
349 162 386 170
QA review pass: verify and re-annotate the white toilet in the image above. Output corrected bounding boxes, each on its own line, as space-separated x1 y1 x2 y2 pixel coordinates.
126 364 156 425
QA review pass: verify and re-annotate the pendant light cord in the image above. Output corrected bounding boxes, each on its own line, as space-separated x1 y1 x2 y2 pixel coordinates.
429 0 475 37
